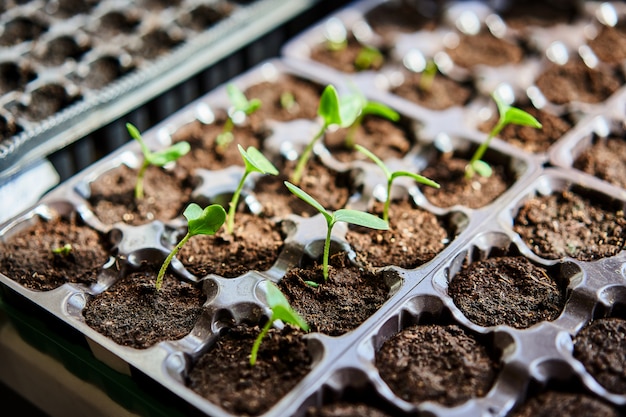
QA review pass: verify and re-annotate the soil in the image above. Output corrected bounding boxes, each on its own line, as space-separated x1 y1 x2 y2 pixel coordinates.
500 0 579 29
306 402 392 417
38 35 89 66
82 56 131 90
52 0 97 17
445 30 524 68
573 317 626 395
87 163 194 226
0 213 110 291
419 154 511 209
22 83 81 121
364 1 439 38
0 62 35 93
346 200 449 269
98 10 140 35
83 267 205 349
390 70 474 111
0 115 22 139
535 58 623 105
186 323 312 416
279 252 390 336
588 22 626 65
573 134 626 189
180 3 234 32
448 256 565 328
177 212 284 278
477 105 573 153
0 16 48 46
513 189 626 261
508 391 619 417
136 29 184 60
375 323 498 407
310 34 387 74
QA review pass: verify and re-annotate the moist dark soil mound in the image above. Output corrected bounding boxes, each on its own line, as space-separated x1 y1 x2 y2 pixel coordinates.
187 324 311 416
180 3 233 32
178 212 284 278
513 189 626 261
448 256 565 328
82 56 130 90
279 252 389 336
87 163 193 226
306 402 393 417
445 30 524 68
508 391 619 417
98 10 140 35
0 62 35 93
137 29 184 60
588 22 626 65
574 134 626 189
573 317 626 395
500 0 579 29
23 83 81 121
38 35 89 66
83 268 205 349
391 71 473 111
346 200 449 269
310 35 387 74
0 16 48 46
365 1 438 37
0 213 109 291
419 156 511 209
376 323 498 407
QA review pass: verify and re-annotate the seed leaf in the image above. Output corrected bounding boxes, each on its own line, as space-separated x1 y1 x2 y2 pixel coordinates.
334 209 389 230
390 171 440 188
318 85 342 126
146 142 191 166
238 145 278 175
266 282 309 331
284 181 332 223
184 203 227 236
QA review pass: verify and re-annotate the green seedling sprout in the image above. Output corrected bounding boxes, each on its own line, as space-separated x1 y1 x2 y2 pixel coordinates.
465 93 542 179
355 144 440 222
52 243 72 256
354 45 384 71
156 203 226 291
419 59 438 92
291 84 342 184
216 84 261 152
280 91 296 112
340 89 399 149
284 181 388 281
249 282 309 366
126 123 190 200
226 145 278 234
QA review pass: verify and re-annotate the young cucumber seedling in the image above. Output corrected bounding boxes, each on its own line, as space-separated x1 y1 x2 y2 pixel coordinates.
465 93 542 179
249 281 309 366
284 181 388 281
226 145 278 234
156 203 226 291
355 144 440 222
340 89 399 149
354 45 384 71
216 84 261 153
51 243 72 256
126 123 190 200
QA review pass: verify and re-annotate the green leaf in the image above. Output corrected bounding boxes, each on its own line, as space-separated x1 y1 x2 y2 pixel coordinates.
503 107 542 129
362 101 399 122
126 123 142 140
246 98 261 115
355 144 390 178
318 85 342 126
338 93 365 127
184 203 227 236
226 83 249 111
354 45 383 70
146 142 191 166
334 209 389 230
284 181 332 223
238 145 278 175
471 160 493 178
266 282 309 331
390 171 440 188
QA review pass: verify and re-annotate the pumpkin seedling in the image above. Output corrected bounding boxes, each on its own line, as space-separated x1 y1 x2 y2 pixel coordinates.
340 89 399 149
216 83 261 153
126 122 190 200
156 203 226 291
465 93 542 179
355 144 440 222
284 181 388 281
51 243 72 256
249 281 309 366
226 145 278 234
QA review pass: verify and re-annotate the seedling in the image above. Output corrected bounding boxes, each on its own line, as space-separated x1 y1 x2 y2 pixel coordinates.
465 93 542 179
126 123 190 200
419 59 438 92
156 203 226 291
280 91 296 112
284 181 388 280
354 45 384 71
51 243 72 256
216 84 261 153
249 282 309 366
226 145 278 234
355 144 440 222
340 89 399 149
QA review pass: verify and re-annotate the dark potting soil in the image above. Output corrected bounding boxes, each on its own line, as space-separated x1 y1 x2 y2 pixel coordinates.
179 2 234 32
187 323 311 416
83 268 205 349
324 115 413 164
419 155 511 209
98 10 140 35
346 200 449 269
177 212 284 278
135 29 184 60
375 323 498 407
588 22 626 65
0 213 110 291
513 189 626 261
448 256 565 328
445 30 524 68
364 1 439 38
535 58 623 105
508 391 620 417
22 83 81 121
87 163 193 226
37 35 89 67
500 0 579 29
0 16 48 47
477 105 573 153
52 0 97 17
390 70 474 111
279 252 389 336
0 115 22 139
306 402 392 417
0 62 35 93
573 317 626 395
81 56 131 90
574 134 626 189
310 35 387 74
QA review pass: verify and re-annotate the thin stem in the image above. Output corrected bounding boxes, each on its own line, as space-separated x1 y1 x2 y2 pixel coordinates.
322 221 334 281
383 179 392 222
135 161 149 200
227 172 248 234
156 232 190 291
465 119 506 179
250 317 273 366
344 116 362 149
291 124 326 184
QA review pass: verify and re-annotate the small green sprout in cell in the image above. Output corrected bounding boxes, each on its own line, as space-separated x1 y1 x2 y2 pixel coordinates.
284 181 388 281
280 91 297 112
156 203 226 291
51 243 72 256
126 123 191 200
216 84 261 153
340 89 399 149
226 145 278 234
249 282 309 366
465 93 542 179
354 45 384 71
355 144 440 222
419 59 438 92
